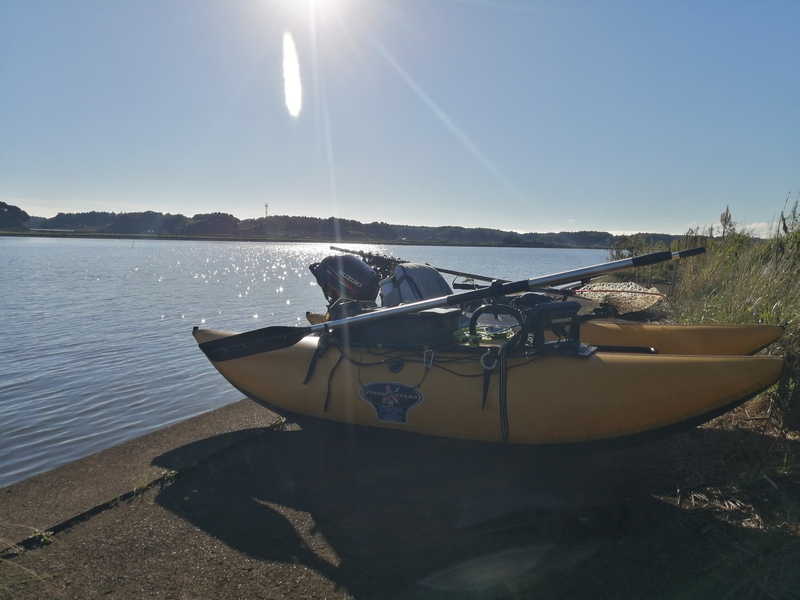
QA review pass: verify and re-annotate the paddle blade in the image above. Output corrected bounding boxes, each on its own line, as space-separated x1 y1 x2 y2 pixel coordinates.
196 325 312 362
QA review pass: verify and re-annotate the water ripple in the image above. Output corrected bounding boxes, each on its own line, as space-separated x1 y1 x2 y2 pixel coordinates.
0 238 607 488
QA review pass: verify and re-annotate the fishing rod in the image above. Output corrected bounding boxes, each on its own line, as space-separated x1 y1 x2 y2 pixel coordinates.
329 245 496 283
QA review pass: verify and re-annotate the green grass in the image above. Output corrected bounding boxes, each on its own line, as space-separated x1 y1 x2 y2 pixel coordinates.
598 201 800 598
616 200 800 430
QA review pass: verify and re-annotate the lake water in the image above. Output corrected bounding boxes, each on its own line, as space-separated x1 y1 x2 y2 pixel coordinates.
0 237 608 488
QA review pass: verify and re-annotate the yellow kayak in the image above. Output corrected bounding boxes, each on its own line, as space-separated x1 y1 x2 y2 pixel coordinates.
193 328 783 448
578 321 784 356
194 249 784 448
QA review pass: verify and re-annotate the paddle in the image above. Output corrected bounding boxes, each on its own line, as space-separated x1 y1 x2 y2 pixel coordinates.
198 247 705 362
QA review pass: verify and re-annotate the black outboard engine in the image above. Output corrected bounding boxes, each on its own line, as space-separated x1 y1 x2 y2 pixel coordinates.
309 255 380 305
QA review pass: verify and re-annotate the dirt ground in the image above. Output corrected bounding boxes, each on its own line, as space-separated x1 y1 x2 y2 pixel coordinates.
2 406 800 599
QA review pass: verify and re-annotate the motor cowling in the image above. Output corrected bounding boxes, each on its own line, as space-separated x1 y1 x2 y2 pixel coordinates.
309 255 380 303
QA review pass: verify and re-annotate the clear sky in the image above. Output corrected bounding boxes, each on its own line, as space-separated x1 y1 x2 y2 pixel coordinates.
1 0 797 235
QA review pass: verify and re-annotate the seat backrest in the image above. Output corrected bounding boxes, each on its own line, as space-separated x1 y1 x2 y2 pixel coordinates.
379 263 453 306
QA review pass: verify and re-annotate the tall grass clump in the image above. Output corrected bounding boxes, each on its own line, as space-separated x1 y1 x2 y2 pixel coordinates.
619 202 800 429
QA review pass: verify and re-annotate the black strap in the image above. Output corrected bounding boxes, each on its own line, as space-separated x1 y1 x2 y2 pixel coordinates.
499 347 509 442
481 347 500 410
303 331 333 385
393 270 425 303
322 351 345 413
482 368 492 410
479 346 509 441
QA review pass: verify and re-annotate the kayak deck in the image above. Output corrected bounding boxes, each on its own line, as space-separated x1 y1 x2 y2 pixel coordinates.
307 312 784 356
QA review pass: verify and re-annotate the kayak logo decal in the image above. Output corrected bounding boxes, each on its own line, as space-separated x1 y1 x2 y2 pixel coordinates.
359 382 423 424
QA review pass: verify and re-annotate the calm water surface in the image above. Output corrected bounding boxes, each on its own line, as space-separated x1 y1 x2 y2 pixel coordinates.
0 237 607 488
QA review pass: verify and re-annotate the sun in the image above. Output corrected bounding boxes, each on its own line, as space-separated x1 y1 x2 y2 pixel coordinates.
309 0 343 10
283 32 302 117
274 0 349 20
307 0 351 21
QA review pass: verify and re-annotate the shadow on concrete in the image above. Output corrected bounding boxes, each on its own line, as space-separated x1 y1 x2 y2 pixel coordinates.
152 420 800 599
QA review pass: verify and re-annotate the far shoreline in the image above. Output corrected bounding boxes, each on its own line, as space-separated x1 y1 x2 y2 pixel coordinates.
0 230 611 250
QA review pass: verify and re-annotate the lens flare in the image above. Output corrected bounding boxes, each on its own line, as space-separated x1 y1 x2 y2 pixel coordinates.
282 32 302 117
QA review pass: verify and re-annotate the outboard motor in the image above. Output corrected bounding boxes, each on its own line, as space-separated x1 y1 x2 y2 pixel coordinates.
309 255 380 305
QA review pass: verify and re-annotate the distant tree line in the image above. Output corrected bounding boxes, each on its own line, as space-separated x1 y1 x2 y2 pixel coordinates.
1 202 680 248
25 210 241 236
0 201 30 230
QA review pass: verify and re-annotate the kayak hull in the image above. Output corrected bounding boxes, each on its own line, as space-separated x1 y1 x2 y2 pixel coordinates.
579 321 783 356
193 329 783 447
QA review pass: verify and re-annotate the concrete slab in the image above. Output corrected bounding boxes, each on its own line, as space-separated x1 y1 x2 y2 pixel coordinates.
0 399 279 544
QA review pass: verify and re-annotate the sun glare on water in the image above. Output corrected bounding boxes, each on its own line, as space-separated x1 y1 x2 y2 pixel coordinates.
282 32 302 117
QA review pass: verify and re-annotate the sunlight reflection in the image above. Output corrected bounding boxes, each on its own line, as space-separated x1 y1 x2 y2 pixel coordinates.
283 32 303 117
420 546 552 592
371 38 526 201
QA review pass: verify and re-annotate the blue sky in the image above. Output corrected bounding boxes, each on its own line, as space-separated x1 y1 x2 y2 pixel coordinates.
1 0 797 235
